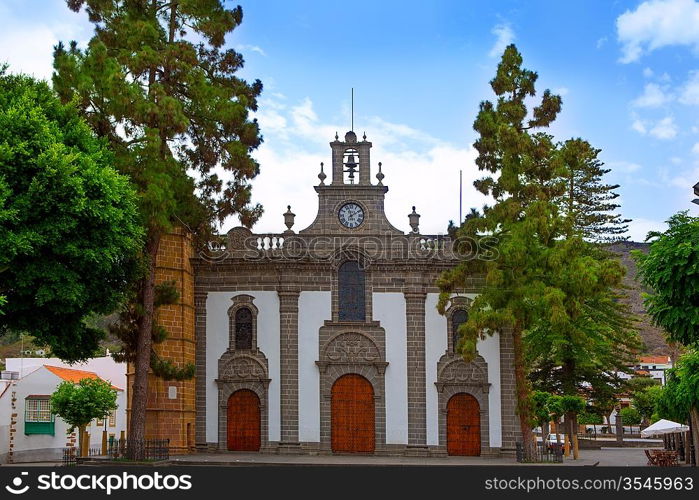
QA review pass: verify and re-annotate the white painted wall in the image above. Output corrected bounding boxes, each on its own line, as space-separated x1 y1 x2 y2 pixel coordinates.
297 291 330 442
6 356 126 392
425 293 447 446
373 293 407 444
0 367 127 463
479 332 502 448
205 291 280 443
424 294 501 448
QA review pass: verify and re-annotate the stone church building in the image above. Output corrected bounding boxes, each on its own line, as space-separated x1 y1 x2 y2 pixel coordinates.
134 130 520 457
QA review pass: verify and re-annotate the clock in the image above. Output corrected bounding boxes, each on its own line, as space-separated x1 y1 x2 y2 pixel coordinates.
338 202 365 228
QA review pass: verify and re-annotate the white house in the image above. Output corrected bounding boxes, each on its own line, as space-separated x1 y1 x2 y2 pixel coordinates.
0 363 126 463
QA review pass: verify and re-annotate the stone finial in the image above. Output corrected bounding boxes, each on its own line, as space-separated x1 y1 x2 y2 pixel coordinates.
318 162 326 185
284 205 296 232
376 161 384 185
335 131 339 141
363 131 367 141
409 206 420 233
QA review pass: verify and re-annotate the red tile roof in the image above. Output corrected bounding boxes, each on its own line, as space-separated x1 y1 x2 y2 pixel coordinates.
44 365 123 391
638 356 671 365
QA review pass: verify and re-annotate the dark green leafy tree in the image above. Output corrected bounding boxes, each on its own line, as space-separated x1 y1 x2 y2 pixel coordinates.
631 384 662 426
51 377 118 456
558 138 630 242
53 0 263 457
438 44 634 460
656 350 699 467
560 395 585 459
619 406 641 426
633 212 699 347
0 68 141 361
437 44 564 459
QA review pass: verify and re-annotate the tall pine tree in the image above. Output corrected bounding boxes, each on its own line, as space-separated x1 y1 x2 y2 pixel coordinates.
438 45 636 460
558 138 630 242
53 0 263 458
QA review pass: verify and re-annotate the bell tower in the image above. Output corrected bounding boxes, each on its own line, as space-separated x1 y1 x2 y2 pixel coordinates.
298 130 402 236
330 131 373 186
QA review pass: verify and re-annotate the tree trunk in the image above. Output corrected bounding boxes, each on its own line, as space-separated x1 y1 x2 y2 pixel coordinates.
690 405 699 468
571 413 579 459
512 325 535 459
127 233 160 460
77 425 87 457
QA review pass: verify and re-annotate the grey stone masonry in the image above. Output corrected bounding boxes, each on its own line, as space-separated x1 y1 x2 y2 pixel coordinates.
499 328 520 455
278 289 301 451
194 291 208 450
405 291 427 448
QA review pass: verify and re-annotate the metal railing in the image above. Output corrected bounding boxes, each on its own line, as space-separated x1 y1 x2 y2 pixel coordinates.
516 442 564 463
107 438 170 461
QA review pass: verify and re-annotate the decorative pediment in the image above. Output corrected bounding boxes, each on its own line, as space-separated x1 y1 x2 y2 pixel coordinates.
217 350 269 383
317 331 387 374
435 353 490 393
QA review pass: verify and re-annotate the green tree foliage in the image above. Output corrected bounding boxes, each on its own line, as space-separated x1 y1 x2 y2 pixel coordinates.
632 384 663 425
0 68 141 361
633 212 699 347
437 44 636 459
437 44 564 458
619 406 642 426
53 1 264 457
577 409 603 425
656 350 699 467
51 377 118 455
558 138 630 242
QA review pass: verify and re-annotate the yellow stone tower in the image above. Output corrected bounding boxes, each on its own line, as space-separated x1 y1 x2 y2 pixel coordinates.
126 227 196 454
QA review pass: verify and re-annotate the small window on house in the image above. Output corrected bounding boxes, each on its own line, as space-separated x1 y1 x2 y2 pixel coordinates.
96 417 105 427
24 396 54 435
235 307 253 350
452 309 468 353
108 410 116 427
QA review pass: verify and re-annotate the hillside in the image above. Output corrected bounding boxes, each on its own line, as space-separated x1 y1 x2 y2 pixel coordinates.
610 241 671 355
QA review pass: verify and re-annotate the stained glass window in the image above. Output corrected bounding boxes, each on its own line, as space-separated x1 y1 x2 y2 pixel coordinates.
338 261 365 321
235 307 253 349
452 309 468 352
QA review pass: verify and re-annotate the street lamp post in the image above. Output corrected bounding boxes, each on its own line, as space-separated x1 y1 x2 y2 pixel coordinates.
693 181 699 205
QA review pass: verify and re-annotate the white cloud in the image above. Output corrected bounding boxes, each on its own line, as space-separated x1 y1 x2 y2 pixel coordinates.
235 44 267 57
489 23 515 58
632 118 648 134
631 82 672 107
608 161 643 173
554 87 569 97
679 70 699 104
616 0 699 63
626 218 668 241
649 116 678 139
231 96 488 234
596 36 608 49
643 67 654 78
692 142 699 154
0 14 90 81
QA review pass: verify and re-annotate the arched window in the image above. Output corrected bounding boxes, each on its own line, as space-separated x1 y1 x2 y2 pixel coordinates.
338 261 365 321
235 307 253 350
452 309 468 352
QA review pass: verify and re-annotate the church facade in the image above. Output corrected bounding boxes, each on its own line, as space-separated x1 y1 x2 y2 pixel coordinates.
137 131 520 457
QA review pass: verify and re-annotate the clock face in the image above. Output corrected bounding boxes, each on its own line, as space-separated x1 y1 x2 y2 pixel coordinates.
338 202 365 228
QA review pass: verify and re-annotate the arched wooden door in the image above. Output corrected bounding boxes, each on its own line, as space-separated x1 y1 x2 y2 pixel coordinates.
331 374 375 453
446 393 481 456
227 389 261 451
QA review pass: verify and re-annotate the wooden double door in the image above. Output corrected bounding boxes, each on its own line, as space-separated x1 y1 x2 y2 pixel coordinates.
446 393 481 456
227 389 261 451
331 374 375 453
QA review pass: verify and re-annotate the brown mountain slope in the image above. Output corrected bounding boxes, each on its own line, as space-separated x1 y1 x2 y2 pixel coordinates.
610 241 670 355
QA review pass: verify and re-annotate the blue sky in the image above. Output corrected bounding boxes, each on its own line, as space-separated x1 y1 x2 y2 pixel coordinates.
2 0 699 239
